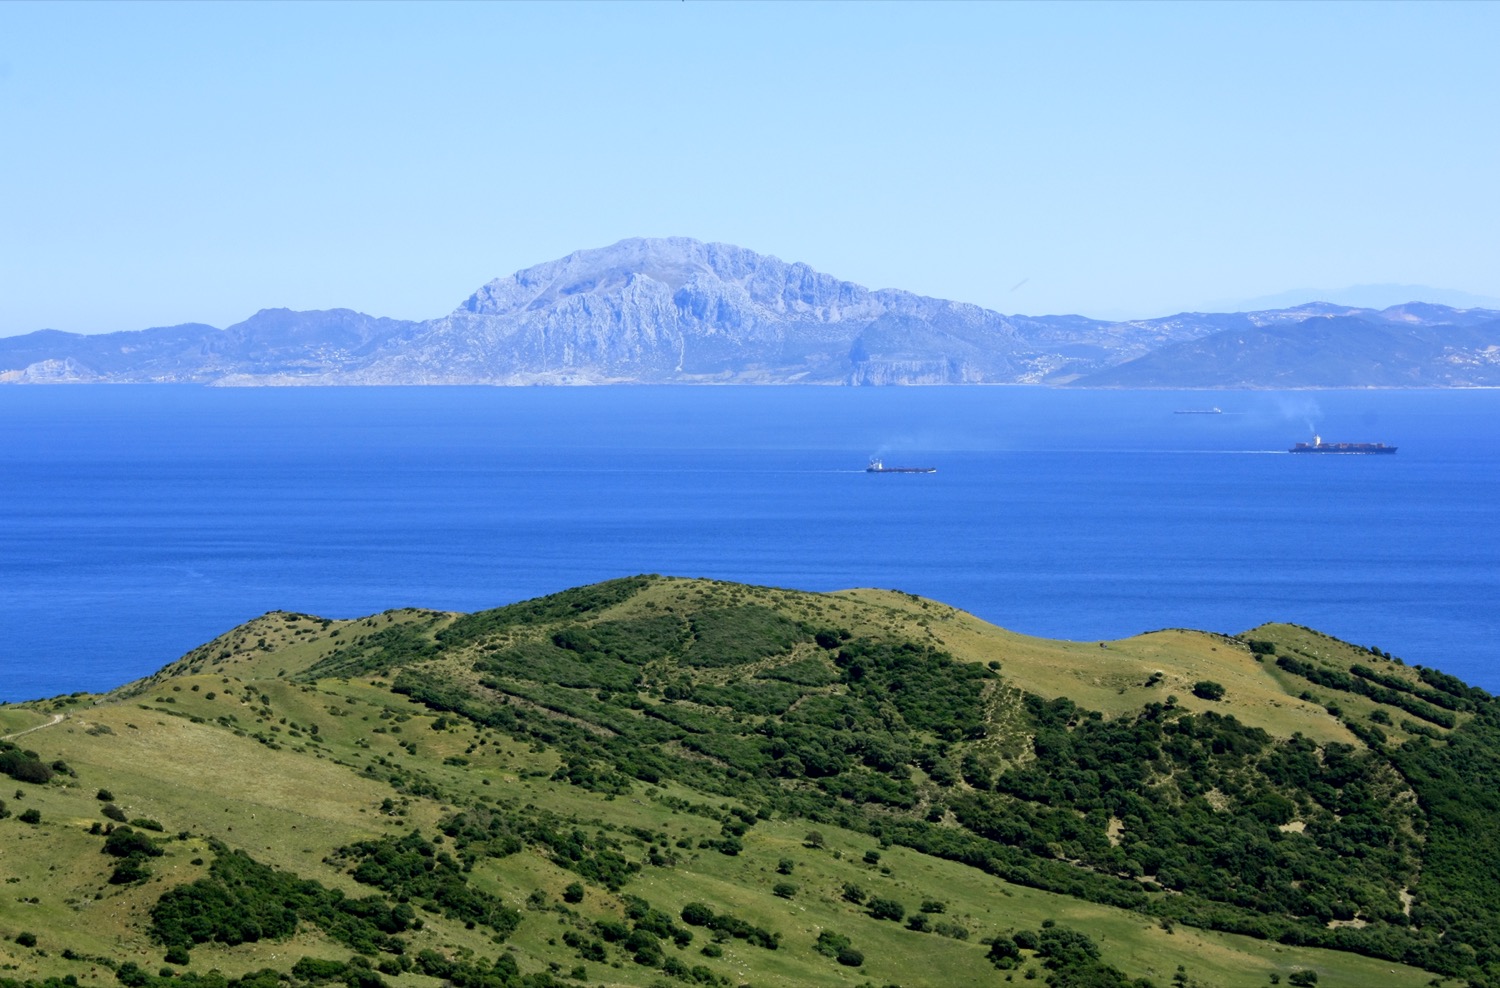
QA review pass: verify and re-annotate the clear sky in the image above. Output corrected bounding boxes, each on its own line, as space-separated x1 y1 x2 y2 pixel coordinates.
2 0 1496 335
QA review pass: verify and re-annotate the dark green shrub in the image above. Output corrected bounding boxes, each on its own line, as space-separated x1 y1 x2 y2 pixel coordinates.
116 962 149 987
1192 680 1226 701
19 807 41 825
867 897 905 921
293 957 349 982
103 827 163 858
595 919 628 942
988 937 1021 966
836 946 864 967
15 932 37 948
0 746 52 784
680 903 714 927
814 931 850 957
110 857 153 884
1036 926 1102 966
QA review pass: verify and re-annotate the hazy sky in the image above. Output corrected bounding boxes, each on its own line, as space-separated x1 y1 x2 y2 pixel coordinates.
2 1 1496 335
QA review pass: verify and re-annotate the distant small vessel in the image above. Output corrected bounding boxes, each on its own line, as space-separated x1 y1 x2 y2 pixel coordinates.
866 458 936 474
1175 407 1223 414
1289 435 1396 454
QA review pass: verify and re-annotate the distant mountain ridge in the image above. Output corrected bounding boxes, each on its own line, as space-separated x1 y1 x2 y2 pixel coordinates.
4 237 1499 387
1212 284 1500 313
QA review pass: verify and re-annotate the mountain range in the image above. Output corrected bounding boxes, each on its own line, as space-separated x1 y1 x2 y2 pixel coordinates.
4 238 1499 387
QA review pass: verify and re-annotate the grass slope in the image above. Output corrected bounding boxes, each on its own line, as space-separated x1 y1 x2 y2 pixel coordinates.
1 576 1491 988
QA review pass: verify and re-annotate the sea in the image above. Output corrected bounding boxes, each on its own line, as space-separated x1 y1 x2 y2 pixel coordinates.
3 385 1498 703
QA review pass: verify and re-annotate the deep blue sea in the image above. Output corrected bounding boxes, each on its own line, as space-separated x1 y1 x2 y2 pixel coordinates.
3 386 1498 703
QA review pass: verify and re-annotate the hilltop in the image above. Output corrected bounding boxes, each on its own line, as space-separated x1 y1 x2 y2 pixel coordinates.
3 239 1498 387
3 576 1499 987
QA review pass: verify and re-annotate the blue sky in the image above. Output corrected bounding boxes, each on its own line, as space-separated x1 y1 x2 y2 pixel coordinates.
1 0 1496 335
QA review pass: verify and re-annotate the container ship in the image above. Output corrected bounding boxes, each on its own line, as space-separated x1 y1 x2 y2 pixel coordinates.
1289 435 1396 454
866 458 936 474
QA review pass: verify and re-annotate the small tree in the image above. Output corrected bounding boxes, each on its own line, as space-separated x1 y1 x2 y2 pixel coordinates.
1192 680 1226 701
680 903 715 927
109 857 153 884
988 937 1021 968
814 931 850 957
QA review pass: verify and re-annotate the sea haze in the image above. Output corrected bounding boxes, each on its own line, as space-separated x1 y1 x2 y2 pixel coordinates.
2 386 1497 702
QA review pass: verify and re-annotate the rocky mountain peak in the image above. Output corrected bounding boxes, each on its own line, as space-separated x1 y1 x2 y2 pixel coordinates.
457 237 873 324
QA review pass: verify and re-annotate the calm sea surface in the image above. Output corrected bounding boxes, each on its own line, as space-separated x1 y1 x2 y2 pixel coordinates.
3 386 1498 702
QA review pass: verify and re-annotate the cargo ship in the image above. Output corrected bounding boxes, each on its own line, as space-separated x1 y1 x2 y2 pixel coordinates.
1175 407 1222 414
866 458 936 474
1289 435 1396 454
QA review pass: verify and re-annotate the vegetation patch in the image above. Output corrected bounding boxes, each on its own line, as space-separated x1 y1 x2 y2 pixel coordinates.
150 842 423 955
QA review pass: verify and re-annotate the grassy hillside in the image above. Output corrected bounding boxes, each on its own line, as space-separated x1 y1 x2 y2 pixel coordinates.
2 576 1495 988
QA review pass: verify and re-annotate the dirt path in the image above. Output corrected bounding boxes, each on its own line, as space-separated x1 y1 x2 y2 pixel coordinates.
1 713 65 741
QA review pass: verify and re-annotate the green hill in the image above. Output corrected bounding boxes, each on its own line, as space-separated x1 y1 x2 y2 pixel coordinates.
3 576 1497 988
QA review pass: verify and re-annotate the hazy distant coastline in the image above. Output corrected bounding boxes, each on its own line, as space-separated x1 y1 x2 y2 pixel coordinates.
5 238 1499 389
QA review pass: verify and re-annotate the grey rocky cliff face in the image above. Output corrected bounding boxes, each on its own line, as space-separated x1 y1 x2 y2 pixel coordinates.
349 237 1031 385
4 237 1498 386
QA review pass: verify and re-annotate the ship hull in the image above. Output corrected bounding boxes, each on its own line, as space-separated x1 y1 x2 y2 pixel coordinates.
1289 444 1396 454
